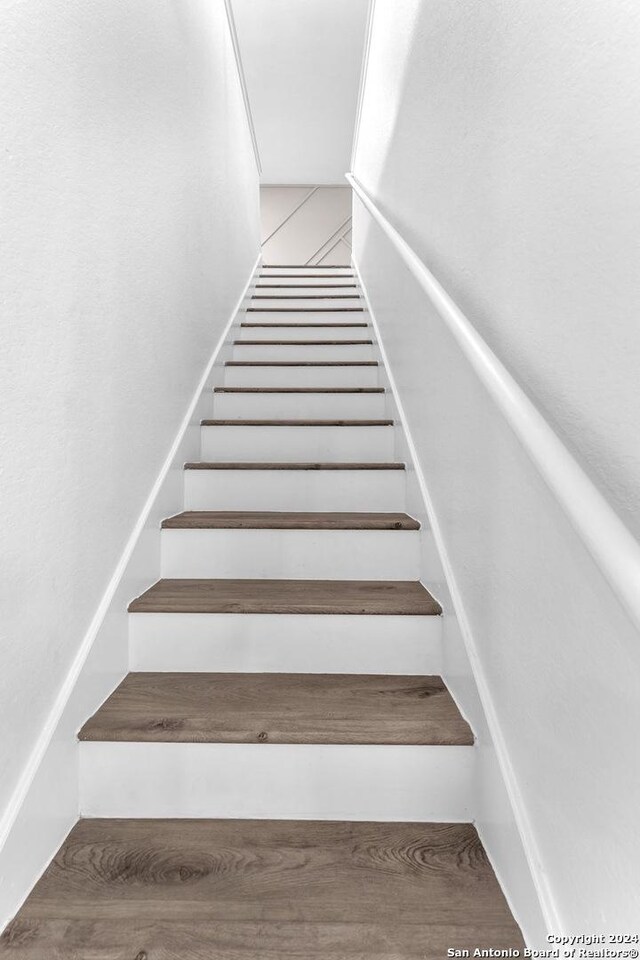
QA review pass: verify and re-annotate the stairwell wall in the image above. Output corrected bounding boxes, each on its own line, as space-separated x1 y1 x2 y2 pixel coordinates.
0 0 260 920
352 0 640 938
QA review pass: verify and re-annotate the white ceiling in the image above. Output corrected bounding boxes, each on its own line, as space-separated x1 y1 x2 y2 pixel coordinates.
231 0 369 184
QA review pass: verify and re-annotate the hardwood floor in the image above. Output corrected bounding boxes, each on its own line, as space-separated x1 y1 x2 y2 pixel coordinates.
78 673 474 744
1 820 524 958
127 578 442 615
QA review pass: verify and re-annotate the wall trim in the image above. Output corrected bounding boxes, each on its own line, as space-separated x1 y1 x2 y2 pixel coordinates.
351 247 555 940
348 173 640 637
224 0 262 175
350 0 376 171
0 253 261 928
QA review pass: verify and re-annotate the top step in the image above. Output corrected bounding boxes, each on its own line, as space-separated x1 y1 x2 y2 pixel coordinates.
262 264 352 269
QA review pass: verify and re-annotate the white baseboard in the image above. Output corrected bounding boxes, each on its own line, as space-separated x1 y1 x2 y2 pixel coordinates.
0 253 261 930
352 258 551 947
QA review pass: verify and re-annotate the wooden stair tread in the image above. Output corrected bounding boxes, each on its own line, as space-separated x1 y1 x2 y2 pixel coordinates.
184 461 405 470
10 819 523 946
257 273 353 279
241 322 368 327
128 579 440 615
214 387 384 394
255 283 357 288
78 673 471 745
263 263 351 266
162 511 420 530
225 360 377 367
247 307 365 312
201 419 393 427
233 339 373 345
252 294 361 300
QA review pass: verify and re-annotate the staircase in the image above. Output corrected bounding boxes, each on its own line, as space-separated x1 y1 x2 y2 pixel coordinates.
0 264 524 956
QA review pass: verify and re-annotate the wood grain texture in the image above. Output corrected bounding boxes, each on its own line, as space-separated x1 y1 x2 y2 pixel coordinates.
78 673 473 745
201 419 393 427
162 510 420 530
241 322 368 327
161 511 420 530
251 295 361 300
233 339 373 345
127 579 441 615
183 462 405 470
247 307 365 312
257 273 354 279
263 264 353 268
224 361 377 367
2 820 523 956
213 387 385 393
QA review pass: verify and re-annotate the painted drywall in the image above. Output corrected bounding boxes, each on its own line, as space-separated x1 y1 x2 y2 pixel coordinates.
0 0 259 874
261 186 352 264
232 0 369 183
353 0 640 935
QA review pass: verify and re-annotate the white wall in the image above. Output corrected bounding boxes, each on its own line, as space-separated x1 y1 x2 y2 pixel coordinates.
353 0 640 936
232 0 369 183
0 0 260 897
261 186 352 264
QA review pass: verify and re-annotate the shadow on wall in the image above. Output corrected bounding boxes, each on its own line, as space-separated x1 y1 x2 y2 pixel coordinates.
260 186 353 264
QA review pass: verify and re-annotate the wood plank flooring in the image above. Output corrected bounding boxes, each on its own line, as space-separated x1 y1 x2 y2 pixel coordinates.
213 386 385 393
200 419 393 427
78 673 473 744
0 820 524 958
127 578 442 615
184 461 405 470
161 511 420 529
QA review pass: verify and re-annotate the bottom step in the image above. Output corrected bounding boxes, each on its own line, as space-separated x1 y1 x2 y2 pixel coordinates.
4 819 524 957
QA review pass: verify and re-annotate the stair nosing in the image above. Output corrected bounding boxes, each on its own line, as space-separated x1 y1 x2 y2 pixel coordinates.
200 419 393 427
213 387 384 394
78 671 470 745
161 511 420 531
233 339 373 346
183 462 406 470
262 264 352 269
127 579 442 616
225 361 378 367
252 295 361 300
240 323 368 328
247 307 365 313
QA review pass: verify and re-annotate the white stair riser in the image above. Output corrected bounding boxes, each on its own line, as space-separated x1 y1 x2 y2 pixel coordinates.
184 469 407 512
200 425 394 462
231 343 374 361
160 529 420 579
223 365 379 388
80 743 474 821
242 315 367 328
252 286 359 297
260 269 353 279
250 298 364 311
212 392 387 420
245 310 367 323
236 325 370 342
130 612 441 674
